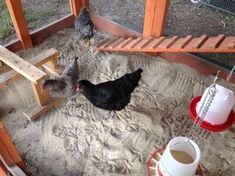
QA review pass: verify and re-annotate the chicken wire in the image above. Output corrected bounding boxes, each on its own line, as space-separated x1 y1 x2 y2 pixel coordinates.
188 0 235 16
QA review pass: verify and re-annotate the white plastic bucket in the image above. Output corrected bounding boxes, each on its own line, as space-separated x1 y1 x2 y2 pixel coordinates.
158 136 201 176
196 84 235 125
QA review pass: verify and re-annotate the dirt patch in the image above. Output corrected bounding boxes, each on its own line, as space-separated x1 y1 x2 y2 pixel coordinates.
0 28 235 176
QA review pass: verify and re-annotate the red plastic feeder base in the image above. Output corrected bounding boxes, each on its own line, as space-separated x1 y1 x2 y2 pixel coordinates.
189 96 235 132
148 148 203 176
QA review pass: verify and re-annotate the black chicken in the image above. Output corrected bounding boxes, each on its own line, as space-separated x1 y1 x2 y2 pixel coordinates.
76 68 143 112
74 7 94 39
41 57 79 98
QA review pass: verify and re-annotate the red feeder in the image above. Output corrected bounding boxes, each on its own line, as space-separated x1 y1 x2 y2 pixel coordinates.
147 148 204 176
189 96 235 132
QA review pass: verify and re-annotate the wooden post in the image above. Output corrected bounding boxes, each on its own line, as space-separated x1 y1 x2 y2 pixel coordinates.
32 78 51 107
69 0 89 16
0 121 25 168
143 0 170 37
0 161 8 176
5 0 33 49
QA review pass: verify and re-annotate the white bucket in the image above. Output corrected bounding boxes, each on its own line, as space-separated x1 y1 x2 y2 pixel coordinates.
196 84 235 125
158 137 201 176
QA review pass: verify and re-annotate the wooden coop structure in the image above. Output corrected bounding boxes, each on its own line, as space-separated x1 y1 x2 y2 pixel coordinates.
0 0 235 175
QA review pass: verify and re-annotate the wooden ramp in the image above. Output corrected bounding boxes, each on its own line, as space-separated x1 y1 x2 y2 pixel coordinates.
96 35 235 53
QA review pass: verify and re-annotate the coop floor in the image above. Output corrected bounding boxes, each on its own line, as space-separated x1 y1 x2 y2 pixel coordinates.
0 28 235 176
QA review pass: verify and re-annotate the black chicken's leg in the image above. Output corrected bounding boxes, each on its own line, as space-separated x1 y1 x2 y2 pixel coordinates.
104 111 116 119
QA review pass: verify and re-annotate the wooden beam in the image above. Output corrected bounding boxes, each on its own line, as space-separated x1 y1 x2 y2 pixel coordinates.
0 49 60 90
0 121 23 167
23 98 63 121
82 0 89 6
32 78 51 107
69 0 89 16
0 45 46 84
30 15 74 46
143 0 170 37
90 14 140 38
96 36 235 52
0 161 8 176
4 14 139 52
158 52 235 83
5 0 33 49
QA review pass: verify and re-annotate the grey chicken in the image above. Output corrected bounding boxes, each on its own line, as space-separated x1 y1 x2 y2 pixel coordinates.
74 7 94 39
41 57 79 98
76 68 143 115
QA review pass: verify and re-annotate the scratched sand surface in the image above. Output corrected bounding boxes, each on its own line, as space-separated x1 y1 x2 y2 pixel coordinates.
0 28 235 176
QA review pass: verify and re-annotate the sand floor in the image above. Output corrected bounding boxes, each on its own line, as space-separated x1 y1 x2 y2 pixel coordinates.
0 28 235 176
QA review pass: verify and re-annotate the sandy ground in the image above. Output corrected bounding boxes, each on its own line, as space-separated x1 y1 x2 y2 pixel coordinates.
0 28 235 176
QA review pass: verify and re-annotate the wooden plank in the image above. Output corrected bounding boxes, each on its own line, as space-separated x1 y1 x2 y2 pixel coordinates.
145 37 165 49
0 45 46 83
98 39 119 49
82 0 89 6
134 38 153 49
108 38 126 48
90 14 140 38
31 15 75 46
96 36 235 53
116 38 134 48
185 35 208 49
0 161 8 176
143 0 170 37
0 49 59 89
170 35 193 49
218 37 235 49
0 155 27 176
0 122 22 166
69 0 88 16
158 36 178 49
125 38 143 49
0 140 14 166
32 78 51 107
5 0 32 49
143 0 157 37
5 14 140 53
23 98 63 121
200 34 225 50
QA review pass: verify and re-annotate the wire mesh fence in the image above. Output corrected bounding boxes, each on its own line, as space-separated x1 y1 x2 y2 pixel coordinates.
188 0 235 16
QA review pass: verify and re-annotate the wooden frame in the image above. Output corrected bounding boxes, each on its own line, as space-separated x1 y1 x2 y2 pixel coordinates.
0 46 63 120
69 0 88 16
0 1 234 174
144 0 170 37
0 121 26 175
1 0 234 84
96 36 235 53
5 0 32 49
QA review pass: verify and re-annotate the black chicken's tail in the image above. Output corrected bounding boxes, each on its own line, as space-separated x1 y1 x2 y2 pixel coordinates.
135 68 143 74
131 68 143 84
124 68 143 90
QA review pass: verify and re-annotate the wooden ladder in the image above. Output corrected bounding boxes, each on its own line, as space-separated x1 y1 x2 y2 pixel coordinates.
0 46 63 120
96 35 235 53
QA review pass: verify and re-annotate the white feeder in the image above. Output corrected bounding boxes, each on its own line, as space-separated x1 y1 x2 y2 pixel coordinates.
196 84 235 125
158 136 201 176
